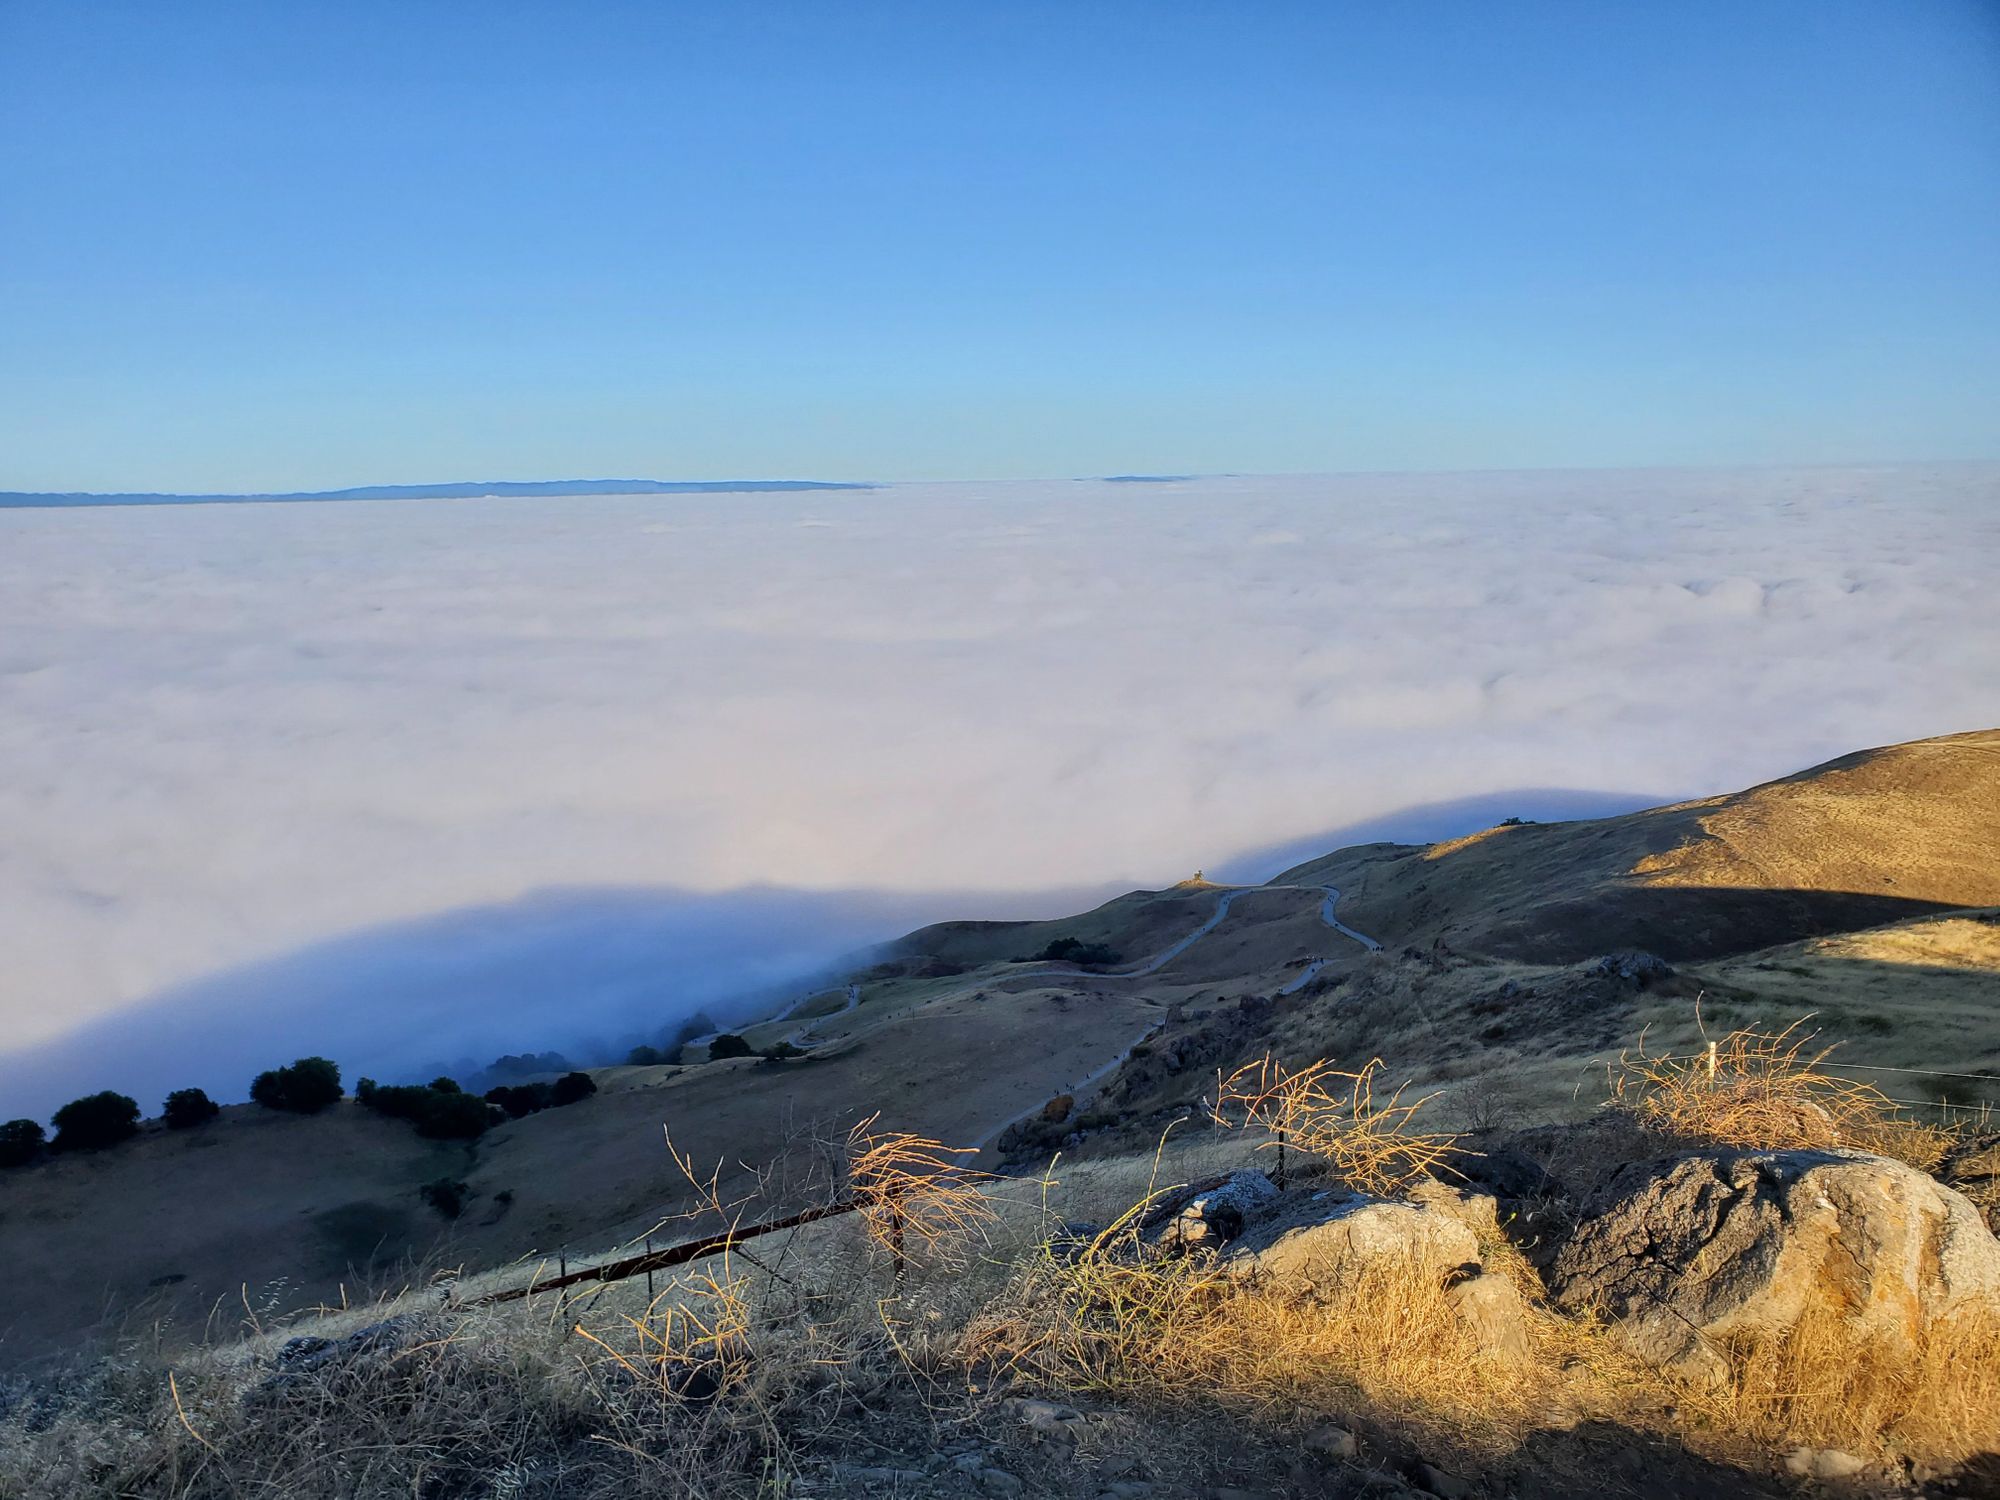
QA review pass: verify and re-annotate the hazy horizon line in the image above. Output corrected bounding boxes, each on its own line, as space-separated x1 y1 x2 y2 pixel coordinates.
8 454 2000 507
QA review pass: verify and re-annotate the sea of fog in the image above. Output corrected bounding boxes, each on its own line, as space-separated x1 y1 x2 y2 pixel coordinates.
1 466 1996 1119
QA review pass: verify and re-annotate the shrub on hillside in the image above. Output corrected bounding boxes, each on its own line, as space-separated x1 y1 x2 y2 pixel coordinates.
356 1078 501 1140
250 1056 343 1114
484 1083 553 1118
0 1119 45 1168
479 1050 575 1083
625 1044 670 1066
413 1091 498 1140
420 1177 470 1219
482 1072 596 1119
1032 936 1122 966
708 1033 754 1061
551 1070 597 1105
50 1091 141 1152
162 1088 220 1130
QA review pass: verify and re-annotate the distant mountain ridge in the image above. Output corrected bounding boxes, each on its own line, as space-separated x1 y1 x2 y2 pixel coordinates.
0 479 876 508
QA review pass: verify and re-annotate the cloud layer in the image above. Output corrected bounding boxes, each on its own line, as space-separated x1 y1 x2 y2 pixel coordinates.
1 466 1994 1116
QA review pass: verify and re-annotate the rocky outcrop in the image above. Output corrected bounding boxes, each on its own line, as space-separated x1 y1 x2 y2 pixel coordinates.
1142 1169 1282 1251
1589 951 1674 988
1132 1168 1532 1361
1551 1148 2000 1382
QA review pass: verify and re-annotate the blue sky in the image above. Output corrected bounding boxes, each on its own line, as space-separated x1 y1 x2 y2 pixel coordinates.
2 1 1996 490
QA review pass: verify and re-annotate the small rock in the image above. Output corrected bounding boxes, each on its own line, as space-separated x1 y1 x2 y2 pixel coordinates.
1590 951 1674 988
1447 1273 1532 1363
1416 1461 1477 1498
1303 1423 1359 1459
1097 1455 1140 1478
1785 1447 1867 1481
979 1469 1026 1495
1006 1394 1087 1442
1099 1485 1156 1499
953 1451 991 1474
840 1466 928 1485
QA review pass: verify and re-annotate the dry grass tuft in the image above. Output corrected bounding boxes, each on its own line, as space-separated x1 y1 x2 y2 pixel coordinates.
1212 1054 1466 1194
1610 1014 1955 1168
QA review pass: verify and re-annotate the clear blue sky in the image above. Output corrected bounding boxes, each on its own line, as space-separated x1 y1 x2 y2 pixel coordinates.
2 1 1996 490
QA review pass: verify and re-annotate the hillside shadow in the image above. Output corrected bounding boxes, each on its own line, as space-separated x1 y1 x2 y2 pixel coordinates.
1464 883 1971 963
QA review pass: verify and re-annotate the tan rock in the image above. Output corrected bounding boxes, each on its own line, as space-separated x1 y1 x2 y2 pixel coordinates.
1448 1271 1532 1362
1408 1179 1503 1242
1222 1190 1480 1298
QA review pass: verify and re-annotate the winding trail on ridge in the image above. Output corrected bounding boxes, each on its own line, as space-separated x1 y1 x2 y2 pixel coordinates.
965 883 1383 1153
788 884 1379 1050
781 984 860 1048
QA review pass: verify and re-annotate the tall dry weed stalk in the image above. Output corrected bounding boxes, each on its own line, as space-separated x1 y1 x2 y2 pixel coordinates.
845 1113 997 1270
1211 1054 1465 1194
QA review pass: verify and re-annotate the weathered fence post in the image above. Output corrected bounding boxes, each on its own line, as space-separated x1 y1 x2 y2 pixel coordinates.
889 1191 906 1283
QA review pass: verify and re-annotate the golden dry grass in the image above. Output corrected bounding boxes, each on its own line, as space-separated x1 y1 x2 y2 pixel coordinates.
973 1215 1572 1462
1609 1014 1957 1170
1697 1303 2000 1465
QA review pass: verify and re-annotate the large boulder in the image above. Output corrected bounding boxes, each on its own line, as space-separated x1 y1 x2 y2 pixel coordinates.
1551 1148 2000 1381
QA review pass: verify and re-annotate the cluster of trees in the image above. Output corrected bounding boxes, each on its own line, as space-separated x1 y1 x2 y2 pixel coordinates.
2 1083 221 1165
0 1053 602 1168
1027 936 1123 967
354 1069 598 1141
250 1056 343 1114
485 1071 598 1118
355 1076 497 1140
707 1034 805 1063
623 1012 721 1066
479 1051 576 1084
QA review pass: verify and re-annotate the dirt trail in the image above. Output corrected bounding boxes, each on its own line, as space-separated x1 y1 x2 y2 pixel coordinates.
784 983 860 1047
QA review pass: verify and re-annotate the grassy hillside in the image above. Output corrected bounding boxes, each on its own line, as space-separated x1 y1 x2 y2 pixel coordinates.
1276 728 2000 961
